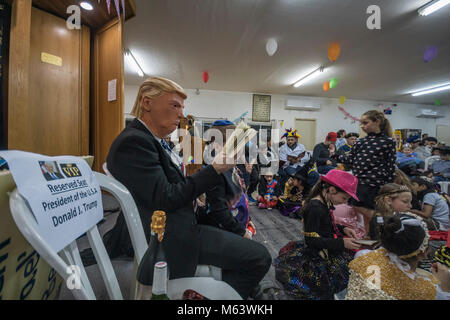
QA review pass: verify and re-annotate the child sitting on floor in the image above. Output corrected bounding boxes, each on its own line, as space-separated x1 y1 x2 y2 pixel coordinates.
396 143 423 176
369 183 413 240
410 177 450 231
277 172 309 219
257 172 281 210
274 170 361 300
346 213 450 300
333 204 366 240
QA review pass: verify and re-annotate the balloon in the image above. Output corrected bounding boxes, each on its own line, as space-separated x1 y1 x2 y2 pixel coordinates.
329 78 338 89
339 96 346 104
434 99 442 106
266 39 278 56
202 71 209 83
424 46 438 63
328 43 341 62
323 82 330 92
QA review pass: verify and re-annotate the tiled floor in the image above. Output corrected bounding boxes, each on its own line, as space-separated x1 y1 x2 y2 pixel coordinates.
250 203 303 300
59 193 304 300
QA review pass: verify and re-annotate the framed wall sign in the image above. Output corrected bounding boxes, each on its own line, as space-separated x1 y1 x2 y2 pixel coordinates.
252 94 271 122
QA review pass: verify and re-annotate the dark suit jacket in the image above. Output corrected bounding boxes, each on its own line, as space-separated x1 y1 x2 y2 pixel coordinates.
107 118 223 279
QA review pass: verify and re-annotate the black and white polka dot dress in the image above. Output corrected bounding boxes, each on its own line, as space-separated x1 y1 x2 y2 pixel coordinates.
335 132 396 187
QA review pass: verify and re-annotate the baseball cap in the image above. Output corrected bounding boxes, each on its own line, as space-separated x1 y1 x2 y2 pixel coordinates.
327 132 338 142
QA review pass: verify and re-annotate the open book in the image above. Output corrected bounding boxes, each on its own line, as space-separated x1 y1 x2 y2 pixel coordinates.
353 239 380 249
353 240 379 246
223 121 257 158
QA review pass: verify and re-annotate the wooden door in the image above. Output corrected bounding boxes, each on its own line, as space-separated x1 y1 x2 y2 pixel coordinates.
8 6 90 156
295 118 316 151
436 125 450 145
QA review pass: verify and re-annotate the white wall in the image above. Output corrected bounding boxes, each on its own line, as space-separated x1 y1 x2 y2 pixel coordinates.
125 85 450 144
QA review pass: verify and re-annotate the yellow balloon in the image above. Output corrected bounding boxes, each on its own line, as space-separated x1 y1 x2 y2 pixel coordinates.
340 96 346 104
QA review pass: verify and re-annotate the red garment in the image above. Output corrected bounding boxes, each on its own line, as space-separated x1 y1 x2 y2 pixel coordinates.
257 196 278 208
429 230 448 242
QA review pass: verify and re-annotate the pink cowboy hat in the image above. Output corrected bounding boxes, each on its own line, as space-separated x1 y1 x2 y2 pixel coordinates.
320 169 359 201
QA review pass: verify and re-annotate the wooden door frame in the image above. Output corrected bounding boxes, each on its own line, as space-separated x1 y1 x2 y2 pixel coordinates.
92 18 124 172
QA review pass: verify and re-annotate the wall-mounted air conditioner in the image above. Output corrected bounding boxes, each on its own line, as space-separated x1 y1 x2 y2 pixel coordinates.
285 99 321 111
416 109 444 118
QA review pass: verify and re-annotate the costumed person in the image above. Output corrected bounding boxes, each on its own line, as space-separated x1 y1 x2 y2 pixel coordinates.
396 143 423 176
415 137 438 161
279 128 318 188
430 146 450 183
277 171 309 219
368 183 413 240
333 110 396 236
337 132 359 156
335 129 347 150
198 120 254 238
312 132 338 175
99 77 271 299
410 177 450 231
231 168 257 238
284 148 304 176
337 132 359 171
278 129 309 173
257 172 281 210
274 170 361 300
333 204 366 240
346 213 450 300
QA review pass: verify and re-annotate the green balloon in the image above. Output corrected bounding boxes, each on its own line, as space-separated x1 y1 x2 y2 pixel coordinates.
434 99 442 106
329 78 338 89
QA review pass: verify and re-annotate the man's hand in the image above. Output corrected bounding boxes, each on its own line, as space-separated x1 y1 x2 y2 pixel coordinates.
196 198 205 207
212 151 236 174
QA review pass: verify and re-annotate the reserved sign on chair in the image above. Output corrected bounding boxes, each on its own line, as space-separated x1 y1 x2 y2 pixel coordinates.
0 150 103 252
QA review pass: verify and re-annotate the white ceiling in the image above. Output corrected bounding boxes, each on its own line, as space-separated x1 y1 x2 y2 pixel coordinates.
123 0 450 106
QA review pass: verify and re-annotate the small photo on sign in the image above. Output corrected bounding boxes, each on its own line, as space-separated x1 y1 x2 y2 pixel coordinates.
60 163 83 178
39 161 65 181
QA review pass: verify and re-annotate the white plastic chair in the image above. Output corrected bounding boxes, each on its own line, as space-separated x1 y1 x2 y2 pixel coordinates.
424 155 440 171
10 170 241 300
103 162 223 280
101 163 241 299
9 188 123 300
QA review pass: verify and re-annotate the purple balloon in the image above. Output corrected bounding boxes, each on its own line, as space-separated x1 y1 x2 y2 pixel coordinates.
424 46 438 63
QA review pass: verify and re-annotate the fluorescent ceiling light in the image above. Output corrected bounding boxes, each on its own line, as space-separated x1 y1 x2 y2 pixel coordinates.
80 2 94 11
411 82 450 96
418 0 450 16
124 50 145 77
293 67 325 88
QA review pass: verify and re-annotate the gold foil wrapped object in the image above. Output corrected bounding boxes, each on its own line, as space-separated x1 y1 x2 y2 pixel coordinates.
151 210 166 242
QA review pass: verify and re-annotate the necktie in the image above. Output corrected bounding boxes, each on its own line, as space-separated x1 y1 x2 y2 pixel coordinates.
161 139 185 176
161 139 171 152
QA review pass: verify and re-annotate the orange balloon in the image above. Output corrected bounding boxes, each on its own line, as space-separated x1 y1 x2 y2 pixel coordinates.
323 82 330 91
328 42 341 62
